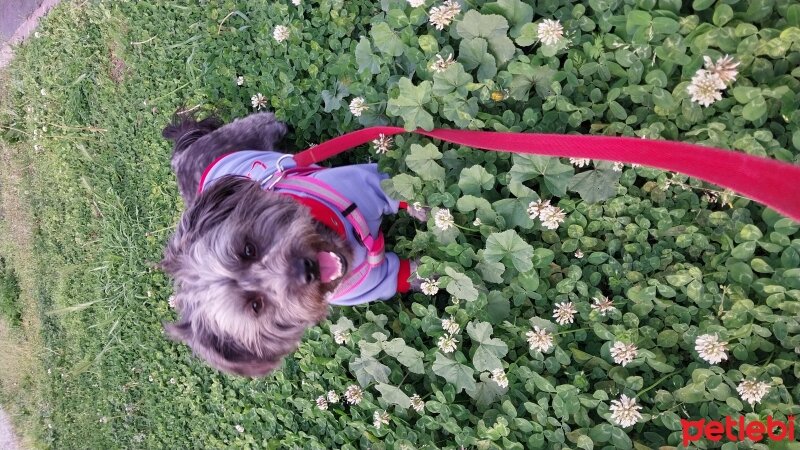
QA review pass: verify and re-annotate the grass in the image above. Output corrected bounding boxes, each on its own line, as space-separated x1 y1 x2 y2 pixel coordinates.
0 1 377 447
1 0 798 448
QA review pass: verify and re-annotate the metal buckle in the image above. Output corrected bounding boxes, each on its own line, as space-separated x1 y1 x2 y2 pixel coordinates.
260 155 295 190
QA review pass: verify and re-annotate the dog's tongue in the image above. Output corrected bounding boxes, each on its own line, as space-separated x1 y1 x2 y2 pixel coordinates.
317 251 343 283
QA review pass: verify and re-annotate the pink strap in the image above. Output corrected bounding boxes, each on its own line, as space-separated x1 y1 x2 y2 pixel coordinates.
294 127 800 221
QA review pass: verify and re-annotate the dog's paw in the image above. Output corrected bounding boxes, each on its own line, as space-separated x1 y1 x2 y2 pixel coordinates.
406 202 430 222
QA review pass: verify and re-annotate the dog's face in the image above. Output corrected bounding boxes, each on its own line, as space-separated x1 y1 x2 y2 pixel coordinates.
162 175 352 377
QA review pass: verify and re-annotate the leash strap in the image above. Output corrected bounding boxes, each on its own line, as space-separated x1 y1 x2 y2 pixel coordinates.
294 127 800 221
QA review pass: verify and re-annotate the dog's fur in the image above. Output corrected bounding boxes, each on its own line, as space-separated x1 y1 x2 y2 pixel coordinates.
162 112 356 377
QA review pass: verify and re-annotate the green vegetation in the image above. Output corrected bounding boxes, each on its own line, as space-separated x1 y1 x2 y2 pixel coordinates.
0 0 798 448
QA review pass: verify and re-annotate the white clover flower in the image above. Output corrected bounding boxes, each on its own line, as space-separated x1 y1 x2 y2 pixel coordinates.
703 54 739 85
612 162 624 172
525 326 554 353
695 334 729 365
553 301 577 325
591 295 616 316
472 217 482 226
410 394 425 412
34 31 41 38
540 206 566 230
537 19 564 46
407 0 425 7
610 342 638 367
168 295 179 309
344 385 363 405
316 396 328 410
438 334 457 353
235 424 245 433
372 134 393 154
737 380 770 407
491 368 509 388
273 25 290 43
687 69 725 107
569 158 590 168
431 53 455 73
236 76 244 86
292 0 301 5
442 316 460 334
574 249 584 259
610 394 643 428
251 93 268 110
373 410 390 428
420 278 440 296
526 199 551 220
327 390 339 404
333 329 350 345
428 0 461 30
434 208 455 230
349 97 369 116
40 88 47 96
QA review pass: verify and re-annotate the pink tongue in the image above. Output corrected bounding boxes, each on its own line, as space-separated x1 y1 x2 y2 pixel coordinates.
316 251 342 283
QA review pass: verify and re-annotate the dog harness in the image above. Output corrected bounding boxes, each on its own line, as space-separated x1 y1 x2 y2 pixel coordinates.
198 151 412 306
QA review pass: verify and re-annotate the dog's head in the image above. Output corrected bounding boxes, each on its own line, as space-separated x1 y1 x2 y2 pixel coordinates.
162 175 352 377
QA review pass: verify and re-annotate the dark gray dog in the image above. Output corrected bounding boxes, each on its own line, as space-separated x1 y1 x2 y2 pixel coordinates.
161 112 425 377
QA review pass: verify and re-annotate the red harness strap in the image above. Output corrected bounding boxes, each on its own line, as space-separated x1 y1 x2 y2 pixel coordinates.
294 127 800 221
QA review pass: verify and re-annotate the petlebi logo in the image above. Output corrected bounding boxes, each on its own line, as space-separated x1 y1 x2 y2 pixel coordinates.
681 415 796 446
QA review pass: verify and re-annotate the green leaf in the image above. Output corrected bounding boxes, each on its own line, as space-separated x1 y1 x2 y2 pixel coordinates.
382 174 422 200
529 372 556 392
386 77 435 131
456 195 496 223
485 230 534 273
370 22 405 57
466 321 509 372
507 61 556 99
466 378 506 407
737 224 764 241
432 352 477 393
493 198 534 228
418 34 439 55
321 82 350 112
441 96 479 128
568 168 622 203
350 355 391 386
483 0 534 36
406 143 444 181
456 11 516 66
445 267 479 301
510 154 574 197
713 4 734 26
382 338 425 374
742 95 767 121
459 165 495 195
477 260 506 284
432 63 473 97
355 37 381 75
514 23 538 47
532 248 555 268
375 383 412 408
458 38 498 80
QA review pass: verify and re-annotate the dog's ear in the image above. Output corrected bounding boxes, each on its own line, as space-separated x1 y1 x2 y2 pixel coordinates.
162 175 261 274
163 320 193 343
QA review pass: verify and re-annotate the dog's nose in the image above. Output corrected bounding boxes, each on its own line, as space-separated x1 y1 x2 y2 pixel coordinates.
300 257 319 283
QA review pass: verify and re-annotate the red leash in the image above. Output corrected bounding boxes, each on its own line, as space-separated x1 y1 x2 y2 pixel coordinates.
294 127 800 222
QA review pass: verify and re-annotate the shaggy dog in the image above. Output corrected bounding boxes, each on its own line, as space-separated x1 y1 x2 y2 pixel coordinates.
161 111 426 377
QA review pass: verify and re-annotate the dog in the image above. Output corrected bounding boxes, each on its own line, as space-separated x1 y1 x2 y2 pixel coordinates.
160 111 427 377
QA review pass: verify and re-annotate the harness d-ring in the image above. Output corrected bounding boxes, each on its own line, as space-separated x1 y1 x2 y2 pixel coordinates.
260 154 295 190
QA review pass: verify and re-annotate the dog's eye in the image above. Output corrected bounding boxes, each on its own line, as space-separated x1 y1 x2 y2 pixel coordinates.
251 298 263 314
242 242 258 259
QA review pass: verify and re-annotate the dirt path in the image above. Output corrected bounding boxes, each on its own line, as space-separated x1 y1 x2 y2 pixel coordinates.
0 0 60 69
0 2 62 447
0 408 20 450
